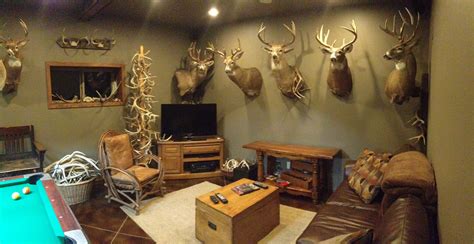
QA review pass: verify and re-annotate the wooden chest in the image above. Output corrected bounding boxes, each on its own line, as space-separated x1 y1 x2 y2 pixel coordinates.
195 179 279 244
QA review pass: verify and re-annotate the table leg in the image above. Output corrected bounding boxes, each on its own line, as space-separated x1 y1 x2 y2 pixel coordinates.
257 151 264 181
312 159 319 204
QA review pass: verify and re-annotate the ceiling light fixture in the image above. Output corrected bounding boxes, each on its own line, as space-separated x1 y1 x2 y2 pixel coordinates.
208 7 219 17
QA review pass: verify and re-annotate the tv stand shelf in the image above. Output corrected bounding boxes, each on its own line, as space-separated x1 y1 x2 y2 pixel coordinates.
157 137 224 180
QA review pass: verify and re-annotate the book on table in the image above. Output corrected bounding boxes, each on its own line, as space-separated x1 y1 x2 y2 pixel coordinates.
231 183 260 195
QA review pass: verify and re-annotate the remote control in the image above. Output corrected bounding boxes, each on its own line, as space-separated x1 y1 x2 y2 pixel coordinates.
215 193 228 204
210 195 219 204
253 181 269 189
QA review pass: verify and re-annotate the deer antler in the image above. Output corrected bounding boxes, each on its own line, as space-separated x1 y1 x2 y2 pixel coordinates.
231 38 243 58
380 7 420 45
18 19 28 43
316 20 357 50
257 23 272 48
282 21 296 48
409 126 426 145
206 42 226 58
188 42 200 61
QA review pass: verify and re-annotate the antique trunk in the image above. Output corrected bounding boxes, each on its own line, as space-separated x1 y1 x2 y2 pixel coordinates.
195 179 279 244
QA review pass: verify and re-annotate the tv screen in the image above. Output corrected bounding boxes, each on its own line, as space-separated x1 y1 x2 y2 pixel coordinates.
161 104 217 140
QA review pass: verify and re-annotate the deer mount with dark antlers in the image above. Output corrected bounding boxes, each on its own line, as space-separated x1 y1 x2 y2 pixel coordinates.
380 8 420 105
0 19 29 94
258 21 308 100
315 20 358 98
174 42 214 103
207 39 263 97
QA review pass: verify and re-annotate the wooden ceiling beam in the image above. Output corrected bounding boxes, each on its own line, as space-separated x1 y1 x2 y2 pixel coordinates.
79 0 113 21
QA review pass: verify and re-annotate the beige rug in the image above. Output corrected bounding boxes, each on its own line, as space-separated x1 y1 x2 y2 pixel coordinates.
121 182 316 244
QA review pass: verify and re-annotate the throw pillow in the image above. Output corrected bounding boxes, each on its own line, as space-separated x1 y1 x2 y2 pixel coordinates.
348 149 391 203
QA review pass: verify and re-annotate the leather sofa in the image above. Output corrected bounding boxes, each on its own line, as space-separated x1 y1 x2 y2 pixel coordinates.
297 179 435 244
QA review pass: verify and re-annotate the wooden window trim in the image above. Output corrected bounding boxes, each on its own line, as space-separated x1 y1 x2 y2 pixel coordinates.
45 62 126 109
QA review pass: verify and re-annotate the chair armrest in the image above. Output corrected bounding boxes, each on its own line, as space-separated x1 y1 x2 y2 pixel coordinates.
103 166 141 190
140 154 162 171
33 141 47 168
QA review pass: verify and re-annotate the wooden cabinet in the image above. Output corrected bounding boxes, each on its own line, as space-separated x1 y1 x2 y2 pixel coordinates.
157 138 224 180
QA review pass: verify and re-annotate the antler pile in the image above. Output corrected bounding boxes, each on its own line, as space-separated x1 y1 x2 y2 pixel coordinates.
124 46 160 162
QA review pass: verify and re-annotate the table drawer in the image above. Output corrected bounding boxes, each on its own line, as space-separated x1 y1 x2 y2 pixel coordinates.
162 145 180 154
183 144 221 154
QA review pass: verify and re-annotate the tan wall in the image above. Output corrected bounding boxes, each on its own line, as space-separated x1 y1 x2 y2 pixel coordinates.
428 0 474 243
0 7 190 164
200 3 430 186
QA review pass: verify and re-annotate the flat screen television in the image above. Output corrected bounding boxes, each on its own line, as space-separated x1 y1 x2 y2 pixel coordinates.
161 104 217 140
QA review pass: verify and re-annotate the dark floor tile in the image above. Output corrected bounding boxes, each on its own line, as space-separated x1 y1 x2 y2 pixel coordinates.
71 190 127 231
81 225 116 244
112 234 155 244
119 218 151 238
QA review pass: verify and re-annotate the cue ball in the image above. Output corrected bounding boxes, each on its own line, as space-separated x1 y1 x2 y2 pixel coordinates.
12 192 21 200
22 187 31 194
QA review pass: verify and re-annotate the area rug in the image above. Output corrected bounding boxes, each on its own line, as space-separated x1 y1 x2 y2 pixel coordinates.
121 182 316 243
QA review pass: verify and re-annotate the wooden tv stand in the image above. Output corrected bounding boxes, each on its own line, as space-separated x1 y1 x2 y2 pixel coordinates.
156 137 224 180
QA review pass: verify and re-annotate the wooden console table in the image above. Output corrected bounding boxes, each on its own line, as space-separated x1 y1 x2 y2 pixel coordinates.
243 141 340 203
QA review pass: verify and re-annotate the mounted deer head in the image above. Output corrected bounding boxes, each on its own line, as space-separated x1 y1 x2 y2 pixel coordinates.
315 20 357 97
258 21 307 99
207 39 263 97
0 19 29 94
175 42 214 101
380 8 420 104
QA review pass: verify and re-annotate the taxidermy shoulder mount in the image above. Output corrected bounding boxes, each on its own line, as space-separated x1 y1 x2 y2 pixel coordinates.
174 42 214 103
0 19 29 95
380 8 420 105
315 20 357 98
207 39 263 97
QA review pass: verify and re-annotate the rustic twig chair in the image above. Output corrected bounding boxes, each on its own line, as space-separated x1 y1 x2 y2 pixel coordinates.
98 130 165 214
0 125 46 177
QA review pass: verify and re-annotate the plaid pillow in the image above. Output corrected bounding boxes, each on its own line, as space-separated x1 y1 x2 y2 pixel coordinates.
348 149 391 203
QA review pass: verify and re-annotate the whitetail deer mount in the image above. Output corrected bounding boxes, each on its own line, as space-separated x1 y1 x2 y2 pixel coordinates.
380 8 420 105
258 21 308 100
207 39 263 97
315 20 357 98
0 19 29 95
175 42 214 102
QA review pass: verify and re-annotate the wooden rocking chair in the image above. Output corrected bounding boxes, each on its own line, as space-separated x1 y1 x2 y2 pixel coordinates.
98 130 165 214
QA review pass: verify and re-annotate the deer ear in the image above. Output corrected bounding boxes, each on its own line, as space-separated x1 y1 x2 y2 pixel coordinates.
342 45 353 53
206 60 214 66
320 47 331 54
263 47 272 52
17 39 29 48
283 47 294 53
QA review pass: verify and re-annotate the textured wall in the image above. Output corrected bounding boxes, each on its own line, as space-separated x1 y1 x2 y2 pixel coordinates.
0 6 190 164
199 3 430 188
428 0 474 243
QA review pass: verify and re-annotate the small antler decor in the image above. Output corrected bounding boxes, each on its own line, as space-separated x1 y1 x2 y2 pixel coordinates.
56 28 115 50
124 46 160 163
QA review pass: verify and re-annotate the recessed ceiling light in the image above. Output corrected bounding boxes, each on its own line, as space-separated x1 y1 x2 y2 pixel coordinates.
208 7 219 17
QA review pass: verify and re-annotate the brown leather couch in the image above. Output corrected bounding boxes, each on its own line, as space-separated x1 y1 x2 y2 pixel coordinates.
297 180 434 243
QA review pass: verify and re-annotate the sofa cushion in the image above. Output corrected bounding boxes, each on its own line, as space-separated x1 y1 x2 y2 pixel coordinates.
382 151 436 205
317 229 373 244
348 150 391 203
327 180 381 212
373 196 429 244
297 204 379 244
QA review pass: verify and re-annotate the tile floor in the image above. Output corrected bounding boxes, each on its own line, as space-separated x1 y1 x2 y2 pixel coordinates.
70 177 322 243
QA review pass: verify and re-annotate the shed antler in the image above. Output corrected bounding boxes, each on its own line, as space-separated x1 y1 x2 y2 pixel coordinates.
380 7 420 45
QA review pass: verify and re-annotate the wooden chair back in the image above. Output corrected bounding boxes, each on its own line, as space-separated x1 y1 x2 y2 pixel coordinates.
0 125 36 161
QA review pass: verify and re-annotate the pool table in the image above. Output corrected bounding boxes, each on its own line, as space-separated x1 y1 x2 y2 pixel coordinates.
0 173 88 244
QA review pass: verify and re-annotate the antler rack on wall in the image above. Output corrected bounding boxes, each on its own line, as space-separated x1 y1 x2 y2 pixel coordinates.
56 29 116 50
